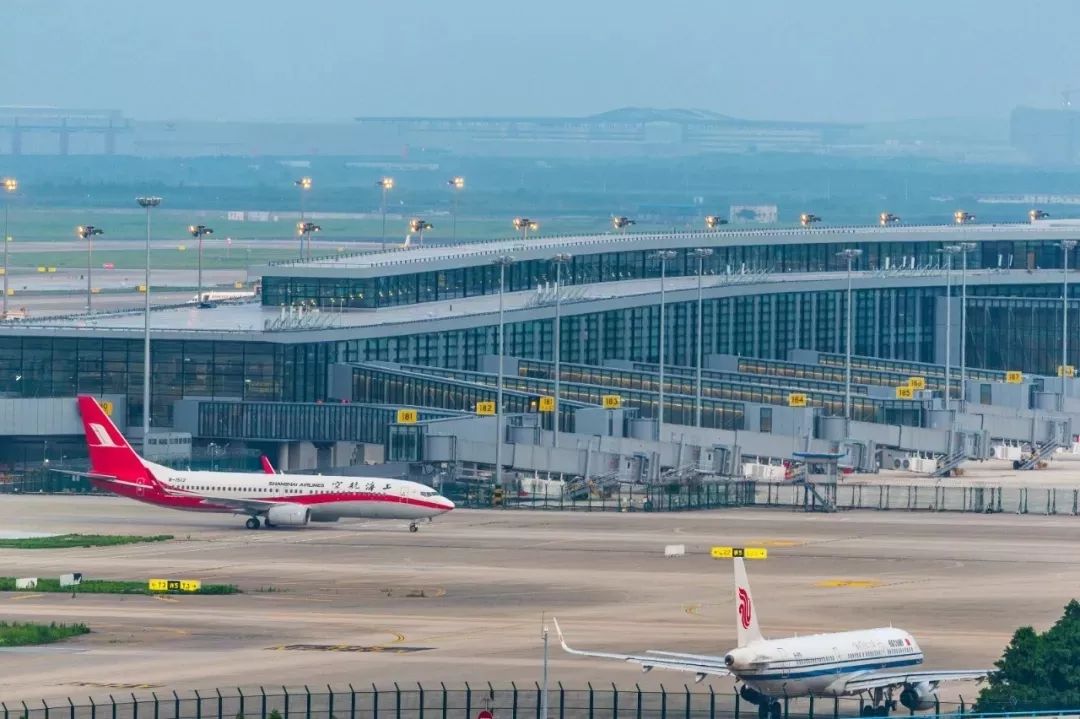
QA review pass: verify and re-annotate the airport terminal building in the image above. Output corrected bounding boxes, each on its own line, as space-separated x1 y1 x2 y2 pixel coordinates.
4 222 1080 492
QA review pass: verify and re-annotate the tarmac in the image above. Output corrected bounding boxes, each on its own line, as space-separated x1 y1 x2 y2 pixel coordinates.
1 497 1078 704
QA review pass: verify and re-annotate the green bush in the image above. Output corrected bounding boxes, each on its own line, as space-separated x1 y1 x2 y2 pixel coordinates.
0 621 90 646
0 534 173 549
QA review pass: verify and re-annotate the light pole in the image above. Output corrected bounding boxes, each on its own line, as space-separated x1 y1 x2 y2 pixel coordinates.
409 218 433 246
378 177 394 250
493 254 514 490
551 252 573 447
189 224 214 303
294 177 311 259
541 620 550 719
77 225 104 313
938 244 962 411
513 217 539 241
447 176 464 242
957 241 977 406
1062 240 1078 377
136 197 162 443
297 221 321 260
653 250 677 434
693 248 713 427
836 248 862 420
2 177 16 319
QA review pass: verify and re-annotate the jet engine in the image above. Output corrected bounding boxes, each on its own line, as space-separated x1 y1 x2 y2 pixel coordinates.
266 504 311 526
899 682 937 711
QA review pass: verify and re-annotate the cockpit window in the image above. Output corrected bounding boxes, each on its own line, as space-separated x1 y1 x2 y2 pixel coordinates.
421 491 438 497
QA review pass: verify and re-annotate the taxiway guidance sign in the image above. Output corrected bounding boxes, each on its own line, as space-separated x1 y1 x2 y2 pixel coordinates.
711 546 768 560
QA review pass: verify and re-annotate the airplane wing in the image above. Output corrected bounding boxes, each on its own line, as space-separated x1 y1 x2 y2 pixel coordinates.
842 669 990 693
160 485 280 513
49 468 122 482
552 619 731 681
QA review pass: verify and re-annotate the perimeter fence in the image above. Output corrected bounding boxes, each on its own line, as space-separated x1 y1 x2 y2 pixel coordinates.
1 684 999 719
455 481 1080 515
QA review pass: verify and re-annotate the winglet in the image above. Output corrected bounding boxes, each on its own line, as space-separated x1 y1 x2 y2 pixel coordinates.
552 618 568 648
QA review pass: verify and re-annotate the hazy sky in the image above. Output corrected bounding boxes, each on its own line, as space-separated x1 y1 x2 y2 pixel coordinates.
6 0 1080 123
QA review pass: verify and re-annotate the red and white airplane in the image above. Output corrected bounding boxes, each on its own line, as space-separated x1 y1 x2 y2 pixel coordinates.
73 395 454 531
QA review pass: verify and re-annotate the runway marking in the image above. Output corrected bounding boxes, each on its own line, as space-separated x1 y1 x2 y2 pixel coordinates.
752 539 804 548
267 644 433 653
67 682 163 689
683 603 702 616
152 594 179 603
816 579 885 589
9 593 45 601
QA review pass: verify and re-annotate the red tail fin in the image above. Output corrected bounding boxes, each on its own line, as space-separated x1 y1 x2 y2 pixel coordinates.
77 396 158 486
260 455 276 474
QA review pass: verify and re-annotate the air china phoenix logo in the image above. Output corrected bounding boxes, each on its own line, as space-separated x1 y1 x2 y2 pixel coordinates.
738 587 752 629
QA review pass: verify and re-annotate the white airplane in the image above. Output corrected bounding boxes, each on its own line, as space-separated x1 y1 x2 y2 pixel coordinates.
554 552 989 719
71 395 454 531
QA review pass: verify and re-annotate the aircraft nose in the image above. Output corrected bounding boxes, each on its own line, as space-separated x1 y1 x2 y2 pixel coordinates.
440 496 455 511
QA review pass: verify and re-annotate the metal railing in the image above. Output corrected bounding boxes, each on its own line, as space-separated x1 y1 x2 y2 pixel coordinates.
0 683 1016 719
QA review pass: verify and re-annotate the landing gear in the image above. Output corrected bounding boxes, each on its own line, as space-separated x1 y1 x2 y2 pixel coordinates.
263 518 275 529
245 516 261 530
755 700 782 719
409 523 419 533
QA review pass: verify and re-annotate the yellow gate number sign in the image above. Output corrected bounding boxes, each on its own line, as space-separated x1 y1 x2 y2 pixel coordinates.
396 408 418 424
1005 371 1023 384
907 376 926 390
601 395 622 409
98 400 114 417
538 396 555 412
787 392 807 407
476 401 496 416
895 386 914 400
1058 365 1076 378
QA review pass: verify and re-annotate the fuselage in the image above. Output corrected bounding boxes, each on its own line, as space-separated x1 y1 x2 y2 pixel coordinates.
94 460 454 522
728 628 923 697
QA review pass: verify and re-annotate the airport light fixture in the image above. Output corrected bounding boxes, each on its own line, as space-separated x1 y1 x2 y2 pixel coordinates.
880 212 900 226
294 177 312 258
296 221 321 260
76 225 104 314
189 224 214 304
836 248 863 420
492 255 515 490
550 252 573 447
800 213 821 227
954 210 975 225
136 197 162 444
1030 209 1050 222
2 177 17 319
957 241 977 407
513 217 539 240
652 250 678 434
692 248 714 428
612 216 636 231
408 218 433 246
1062 240 1078 380
704 215 728 230
938 244 963 411
377 177 394 250
447 176 465 242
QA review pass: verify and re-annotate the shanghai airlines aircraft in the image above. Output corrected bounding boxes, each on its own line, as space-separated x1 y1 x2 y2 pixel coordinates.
72 395 454 531
555 555 989 719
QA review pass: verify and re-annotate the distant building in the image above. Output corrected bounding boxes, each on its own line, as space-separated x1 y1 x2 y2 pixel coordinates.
1010 106 1080 164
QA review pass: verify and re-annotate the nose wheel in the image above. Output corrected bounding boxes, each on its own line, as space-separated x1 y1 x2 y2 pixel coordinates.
245 516 261 530
409 523 419 533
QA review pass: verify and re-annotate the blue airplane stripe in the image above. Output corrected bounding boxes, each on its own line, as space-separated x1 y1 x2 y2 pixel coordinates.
741 657 922 681
749 652 923 672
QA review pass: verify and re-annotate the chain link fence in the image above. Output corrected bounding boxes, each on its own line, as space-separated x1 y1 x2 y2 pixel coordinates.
1 685 992 719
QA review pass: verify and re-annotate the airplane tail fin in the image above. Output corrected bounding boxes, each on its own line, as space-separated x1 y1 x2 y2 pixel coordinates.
734 557 763 647
76 396 158 487
260 455 276 474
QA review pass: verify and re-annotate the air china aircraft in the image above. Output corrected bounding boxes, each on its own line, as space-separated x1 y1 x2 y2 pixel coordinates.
555 553 989 719
72 395 454 531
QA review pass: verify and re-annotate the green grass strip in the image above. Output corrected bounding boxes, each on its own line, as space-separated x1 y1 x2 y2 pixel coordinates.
0 621 90 646
0 534 173 549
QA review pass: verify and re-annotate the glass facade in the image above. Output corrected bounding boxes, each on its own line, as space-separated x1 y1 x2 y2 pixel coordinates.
0 337 335 427
262 239 1080 310
966 297 1080 376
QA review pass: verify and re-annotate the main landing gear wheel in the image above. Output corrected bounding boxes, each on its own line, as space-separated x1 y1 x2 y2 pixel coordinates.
769 701 782 719
409 523 419 533
245 516 261 530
